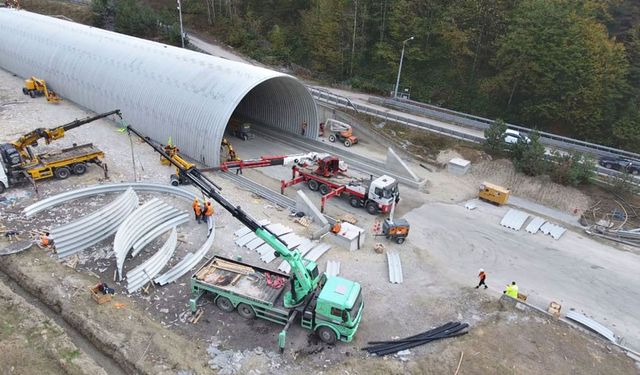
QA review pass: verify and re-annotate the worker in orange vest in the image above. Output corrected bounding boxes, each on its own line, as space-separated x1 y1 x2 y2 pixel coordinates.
40 232 53 248
192 198 202 223
204 201 214 224
475 269 488 289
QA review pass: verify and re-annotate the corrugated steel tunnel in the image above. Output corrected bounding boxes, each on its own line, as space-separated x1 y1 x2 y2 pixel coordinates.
0 9 318 166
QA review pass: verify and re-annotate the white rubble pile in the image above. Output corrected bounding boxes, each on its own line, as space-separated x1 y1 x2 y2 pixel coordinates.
207 339 285 375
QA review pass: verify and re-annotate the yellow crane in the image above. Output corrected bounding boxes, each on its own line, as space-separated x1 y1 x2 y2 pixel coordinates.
22 76 62 103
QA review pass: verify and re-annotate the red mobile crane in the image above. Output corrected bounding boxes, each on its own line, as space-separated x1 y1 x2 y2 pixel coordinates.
213 152 399 215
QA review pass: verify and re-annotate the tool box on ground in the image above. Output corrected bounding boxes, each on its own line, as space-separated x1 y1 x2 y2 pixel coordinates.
363 321 469 356
90 282 114 305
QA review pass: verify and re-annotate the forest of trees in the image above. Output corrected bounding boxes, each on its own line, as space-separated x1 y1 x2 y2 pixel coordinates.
94 0 640 152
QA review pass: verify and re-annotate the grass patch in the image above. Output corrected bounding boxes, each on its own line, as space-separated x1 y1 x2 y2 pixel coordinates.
60 349 81 362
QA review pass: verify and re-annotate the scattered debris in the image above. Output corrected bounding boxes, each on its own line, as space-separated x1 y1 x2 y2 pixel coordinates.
374 243 385 254
294 216 312 227
338 213 358 224
464 201 477 210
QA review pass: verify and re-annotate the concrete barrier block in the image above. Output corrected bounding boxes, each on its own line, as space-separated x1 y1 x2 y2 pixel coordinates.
296 190 329 226
386 148 420 182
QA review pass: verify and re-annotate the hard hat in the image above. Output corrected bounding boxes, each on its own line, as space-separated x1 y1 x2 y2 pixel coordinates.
479 268 484 273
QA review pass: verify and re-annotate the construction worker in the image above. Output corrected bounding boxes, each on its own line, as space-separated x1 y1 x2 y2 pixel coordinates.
301 121 308 136
40 232 53 248
204 201 214 224
331 220 342 234
319 122 325 137
475 269 488 289
192 198 202 223
503 281 518 299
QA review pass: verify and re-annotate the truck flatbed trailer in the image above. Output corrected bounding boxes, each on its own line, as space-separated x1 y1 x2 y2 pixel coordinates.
24 143 104 180
191 256 293 324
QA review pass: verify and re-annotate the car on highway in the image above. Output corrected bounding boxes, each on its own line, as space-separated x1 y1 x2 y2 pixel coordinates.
503 129 531 145
598 156 640 175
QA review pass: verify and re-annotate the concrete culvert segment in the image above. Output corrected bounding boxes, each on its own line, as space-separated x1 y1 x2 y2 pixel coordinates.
0 9 318 167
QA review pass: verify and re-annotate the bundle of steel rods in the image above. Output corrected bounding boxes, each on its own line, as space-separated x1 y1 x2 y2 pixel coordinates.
363 321 469 356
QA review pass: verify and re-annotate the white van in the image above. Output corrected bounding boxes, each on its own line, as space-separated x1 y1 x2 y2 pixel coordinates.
503 129 531 145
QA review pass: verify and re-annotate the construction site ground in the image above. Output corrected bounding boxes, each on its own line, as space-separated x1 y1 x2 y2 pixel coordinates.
1 62 639 375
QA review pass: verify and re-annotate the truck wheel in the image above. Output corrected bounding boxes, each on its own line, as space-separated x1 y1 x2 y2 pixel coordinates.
242 134 248 141
0 182 5 194
237 303 256 319
317 326 337 345
307 179 319 191
349 197 360 208
22 88 28 95
328 135 336 143
29 90 36 98
319 184 330 195
632 169 639 176
365 201 378 215
395 237 405 244
344 140 351 147
215 296 235 312
72 163 87 175
54 167 71 179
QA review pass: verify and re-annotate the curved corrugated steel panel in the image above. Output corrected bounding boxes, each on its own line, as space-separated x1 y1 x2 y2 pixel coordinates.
0 9 317 166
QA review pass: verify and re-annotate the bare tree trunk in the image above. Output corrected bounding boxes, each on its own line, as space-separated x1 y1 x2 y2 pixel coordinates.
380 0 388 42
508 76 520 107
350 0 358 76
205 0 212 25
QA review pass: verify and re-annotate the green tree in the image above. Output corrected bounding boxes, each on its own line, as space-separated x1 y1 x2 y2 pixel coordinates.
301 0 349 78
510 131 548 176
114 0 157 38
550 152 595 186
484 0 629 141
268 25 291 64
90 0 111 28
483 118 507 154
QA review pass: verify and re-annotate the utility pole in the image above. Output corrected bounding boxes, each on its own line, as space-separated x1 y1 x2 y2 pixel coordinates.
393 36 414 98
177 0 185 48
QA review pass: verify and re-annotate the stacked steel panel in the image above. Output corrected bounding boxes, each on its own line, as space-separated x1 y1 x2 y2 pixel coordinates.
51 189 139 258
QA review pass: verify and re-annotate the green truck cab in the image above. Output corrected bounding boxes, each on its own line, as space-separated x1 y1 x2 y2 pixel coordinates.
190 256 363 348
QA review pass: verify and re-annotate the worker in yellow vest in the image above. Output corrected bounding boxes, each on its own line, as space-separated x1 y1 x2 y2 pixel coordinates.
503 281 518 299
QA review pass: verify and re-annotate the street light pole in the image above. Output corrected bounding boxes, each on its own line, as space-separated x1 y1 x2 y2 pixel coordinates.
393 36 414 98
177 0 185 48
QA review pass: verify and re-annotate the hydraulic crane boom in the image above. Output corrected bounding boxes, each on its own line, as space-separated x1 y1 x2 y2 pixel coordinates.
11 109 122 160
126 125 317 307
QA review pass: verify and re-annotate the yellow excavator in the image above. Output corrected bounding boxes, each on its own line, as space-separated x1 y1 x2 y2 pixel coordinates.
221 137 239 161
22 76 62 103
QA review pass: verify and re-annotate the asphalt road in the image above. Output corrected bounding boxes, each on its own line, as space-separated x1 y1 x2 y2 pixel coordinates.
405 201 640 350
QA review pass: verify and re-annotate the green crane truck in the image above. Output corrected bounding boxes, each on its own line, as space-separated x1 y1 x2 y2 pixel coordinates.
126 126 364 350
